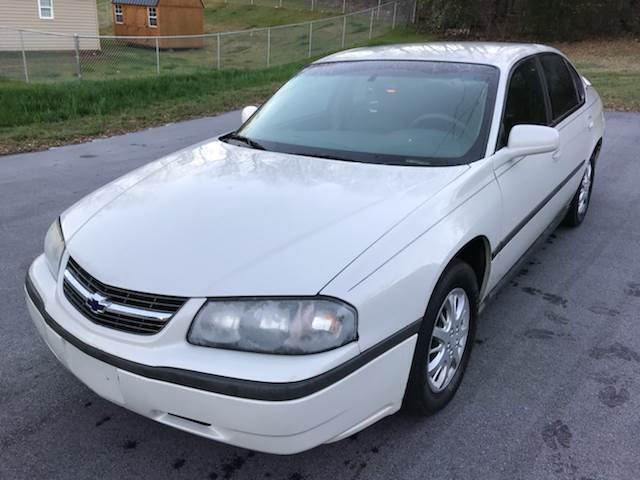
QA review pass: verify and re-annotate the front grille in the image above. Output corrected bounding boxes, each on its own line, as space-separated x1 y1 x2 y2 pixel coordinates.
63 257 187 335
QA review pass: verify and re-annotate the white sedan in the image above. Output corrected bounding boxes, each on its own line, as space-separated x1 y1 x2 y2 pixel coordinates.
26 42 604 454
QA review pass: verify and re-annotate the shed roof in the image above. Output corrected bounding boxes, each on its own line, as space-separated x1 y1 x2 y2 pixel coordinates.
112 0 205 6
112 0 159 6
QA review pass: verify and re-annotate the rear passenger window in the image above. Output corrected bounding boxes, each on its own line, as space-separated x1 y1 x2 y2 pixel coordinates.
565 59 586 105
540 54 580 122
499 58 547 148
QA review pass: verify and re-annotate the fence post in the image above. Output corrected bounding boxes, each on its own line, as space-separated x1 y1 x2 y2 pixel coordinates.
19 30 29 83
368 8 374 39
411 0 417 23
377 0 381 18
341 15 346 48
73 33 82 80
266 27 271 67
155 37 160 75
308 22 313 57
216 33 221 70
392 2 397 29
342 0 345 13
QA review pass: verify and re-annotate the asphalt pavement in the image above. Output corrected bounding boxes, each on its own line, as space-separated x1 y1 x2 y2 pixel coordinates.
1 112 639 480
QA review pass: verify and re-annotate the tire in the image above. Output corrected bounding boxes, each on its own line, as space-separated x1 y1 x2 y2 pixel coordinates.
563 155 595 228
404 259 479 415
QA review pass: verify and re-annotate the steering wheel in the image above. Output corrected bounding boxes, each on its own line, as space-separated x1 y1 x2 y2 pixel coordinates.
410 113 467 133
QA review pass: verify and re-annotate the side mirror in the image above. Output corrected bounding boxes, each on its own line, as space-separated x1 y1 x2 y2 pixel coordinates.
241 105 258 124
506 125 560 157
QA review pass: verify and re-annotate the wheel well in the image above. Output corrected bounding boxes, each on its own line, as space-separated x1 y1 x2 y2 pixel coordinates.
452 236 490 294
592 138 603 164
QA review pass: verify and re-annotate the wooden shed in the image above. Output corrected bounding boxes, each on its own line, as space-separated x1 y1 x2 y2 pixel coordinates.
112 0 204 49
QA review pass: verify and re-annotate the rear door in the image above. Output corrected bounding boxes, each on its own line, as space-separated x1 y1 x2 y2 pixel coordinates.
538 53 590 206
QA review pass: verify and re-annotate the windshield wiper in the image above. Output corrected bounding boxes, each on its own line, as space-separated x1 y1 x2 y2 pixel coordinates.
223 132 267 151
296 152 356 163
296 151 407 166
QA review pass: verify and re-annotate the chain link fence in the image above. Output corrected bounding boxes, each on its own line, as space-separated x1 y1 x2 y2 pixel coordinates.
0 0 415 83
207 0 399 14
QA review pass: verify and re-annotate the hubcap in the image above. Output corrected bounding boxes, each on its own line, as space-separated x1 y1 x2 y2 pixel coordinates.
577 163 592 216
427 288 470 393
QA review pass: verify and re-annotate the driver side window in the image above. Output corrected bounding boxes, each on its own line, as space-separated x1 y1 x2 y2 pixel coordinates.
499 58 548 149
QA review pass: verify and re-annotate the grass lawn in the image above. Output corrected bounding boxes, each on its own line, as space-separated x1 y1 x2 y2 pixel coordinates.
202 2 337 32
555 38 640 112
0 62 306 155
1 28 638 155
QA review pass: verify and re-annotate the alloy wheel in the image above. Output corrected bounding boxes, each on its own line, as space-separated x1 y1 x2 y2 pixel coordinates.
578 162 593 216
427 288 470 393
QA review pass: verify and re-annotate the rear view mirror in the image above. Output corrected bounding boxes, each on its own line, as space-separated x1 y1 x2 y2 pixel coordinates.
506 125 560 157
241 105 258 124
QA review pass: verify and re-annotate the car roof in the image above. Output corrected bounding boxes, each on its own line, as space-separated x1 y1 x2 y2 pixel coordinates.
315 42 562 71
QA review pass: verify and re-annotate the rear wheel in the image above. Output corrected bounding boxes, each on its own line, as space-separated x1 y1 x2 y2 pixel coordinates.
564 157 595 227
405 259 478 415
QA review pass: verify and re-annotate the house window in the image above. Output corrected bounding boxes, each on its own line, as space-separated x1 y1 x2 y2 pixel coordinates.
38 0 54 19
114 4 123 24
148 7 158 27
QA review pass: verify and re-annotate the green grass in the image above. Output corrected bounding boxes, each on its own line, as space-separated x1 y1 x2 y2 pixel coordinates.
361 26 429 45
558 39 640 112
582 71 640 112
0 63 307 127
0 61 306 154
202 2 335 32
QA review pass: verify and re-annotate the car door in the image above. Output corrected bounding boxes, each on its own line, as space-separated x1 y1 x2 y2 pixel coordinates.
489 56 558 286
538 53 590 207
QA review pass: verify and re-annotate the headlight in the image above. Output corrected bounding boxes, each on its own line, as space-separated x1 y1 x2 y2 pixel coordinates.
188 298 357 354
44 218 65 278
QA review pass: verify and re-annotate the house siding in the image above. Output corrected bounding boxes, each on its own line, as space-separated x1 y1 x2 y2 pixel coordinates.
0 0 100 51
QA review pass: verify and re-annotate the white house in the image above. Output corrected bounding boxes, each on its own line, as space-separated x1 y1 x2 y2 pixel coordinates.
0 0 100 51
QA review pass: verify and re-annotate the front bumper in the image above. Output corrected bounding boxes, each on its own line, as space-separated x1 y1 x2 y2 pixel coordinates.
25 256 417 454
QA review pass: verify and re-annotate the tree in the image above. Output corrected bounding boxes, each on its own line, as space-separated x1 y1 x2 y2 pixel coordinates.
416 0 640 40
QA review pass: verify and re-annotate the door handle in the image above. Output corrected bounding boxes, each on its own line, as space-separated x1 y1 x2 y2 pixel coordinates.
552 149 561 161
587 115 594 130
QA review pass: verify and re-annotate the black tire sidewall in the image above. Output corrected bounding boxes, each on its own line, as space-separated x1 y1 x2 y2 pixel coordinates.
565 157 596 227
578 157 596 222
406 259 479 414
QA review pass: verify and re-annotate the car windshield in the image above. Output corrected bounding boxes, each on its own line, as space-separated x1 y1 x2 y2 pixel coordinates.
230 60 499 166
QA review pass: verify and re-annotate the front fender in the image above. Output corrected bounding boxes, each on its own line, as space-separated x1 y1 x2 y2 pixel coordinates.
321 159 502 351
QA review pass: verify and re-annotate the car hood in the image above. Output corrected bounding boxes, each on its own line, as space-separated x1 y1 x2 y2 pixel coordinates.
62 140 467 297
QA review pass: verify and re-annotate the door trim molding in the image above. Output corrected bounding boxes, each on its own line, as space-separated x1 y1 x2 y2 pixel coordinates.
492 160 585 259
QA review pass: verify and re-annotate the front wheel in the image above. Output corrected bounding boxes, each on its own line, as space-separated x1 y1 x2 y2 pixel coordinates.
405 259 478 415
